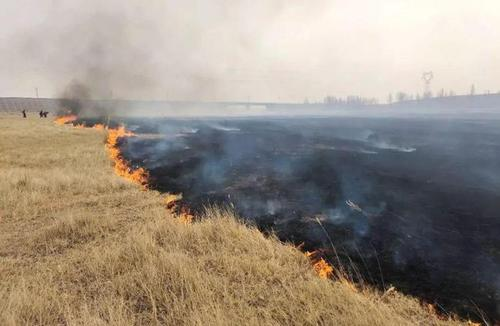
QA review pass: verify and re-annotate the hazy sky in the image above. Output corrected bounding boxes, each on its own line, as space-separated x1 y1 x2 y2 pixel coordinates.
1 0 499 102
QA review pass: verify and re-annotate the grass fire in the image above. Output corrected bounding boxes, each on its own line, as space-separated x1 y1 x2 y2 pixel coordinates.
0 113 474 325
115 116 500 324
54 117 342 279
3 101 499 326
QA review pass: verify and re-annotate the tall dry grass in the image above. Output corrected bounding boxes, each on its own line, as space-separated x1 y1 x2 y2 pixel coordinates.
0 114 464 325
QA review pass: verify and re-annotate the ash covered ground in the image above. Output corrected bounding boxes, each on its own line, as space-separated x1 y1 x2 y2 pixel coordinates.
116 116 500 320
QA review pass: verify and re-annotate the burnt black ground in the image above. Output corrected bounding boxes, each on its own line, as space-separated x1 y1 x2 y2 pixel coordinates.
104 116 500 321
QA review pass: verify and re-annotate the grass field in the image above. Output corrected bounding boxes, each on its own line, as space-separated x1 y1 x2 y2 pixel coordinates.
0 114 464 325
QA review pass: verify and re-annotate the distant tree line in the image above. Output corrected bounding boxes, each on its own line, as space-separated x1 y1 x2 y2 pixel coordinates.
323 95 378 106
385 84 500 104
320 84 500 106
387 89 458 103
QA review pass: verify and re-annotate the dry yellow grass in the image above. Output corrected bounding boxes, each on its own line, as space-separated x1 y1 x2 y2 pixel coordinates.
0 114 464 325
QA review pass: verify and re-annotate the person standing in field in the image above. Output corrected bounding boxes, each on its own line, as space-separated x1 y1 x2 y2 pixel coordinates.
21 110 26 118
39 110 44 118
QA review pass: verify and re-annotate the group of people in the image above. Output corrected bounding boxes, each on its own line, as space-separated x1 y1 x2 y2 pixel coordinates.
39 110 49 118
20 110 49 118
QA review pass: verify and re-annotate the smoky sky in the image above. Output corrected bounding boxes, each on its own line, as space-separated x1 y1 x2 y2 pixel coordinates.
1 0 500 102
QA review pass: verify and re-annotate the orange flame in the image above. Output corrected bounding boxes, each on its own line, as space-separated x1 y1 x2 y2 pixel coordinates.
467 321 481 326
162 193 193 224
163 193 183 209
178 206 194 225
54 114 77 125
55 118 183 221
305 251 334 279
54 116 149 187
105 126 149 187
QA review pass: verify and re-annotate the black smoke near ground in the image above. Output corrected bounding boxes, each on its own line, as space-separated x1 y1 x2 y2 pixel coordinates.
57 80 119 118
57 81 93 116
120 116 500 322
11 1 319 110
51 10 161 117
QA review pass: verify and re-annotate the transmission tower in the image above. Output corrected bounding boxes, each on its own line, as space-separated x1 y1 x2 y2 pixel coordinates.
422 71 433 98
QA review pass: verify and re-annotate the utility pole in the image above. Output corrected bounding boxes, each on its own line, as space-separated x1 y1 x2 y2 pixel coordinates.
35 87 39 98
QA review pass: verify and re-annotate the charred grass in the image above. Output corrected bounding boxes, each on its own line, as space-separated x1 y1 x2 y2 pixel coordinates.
0 114 464 325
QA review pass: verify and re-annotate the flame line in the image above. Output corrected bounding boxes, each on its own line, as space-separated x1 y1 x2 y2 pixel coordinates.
105 126 149 187
54 115 149 188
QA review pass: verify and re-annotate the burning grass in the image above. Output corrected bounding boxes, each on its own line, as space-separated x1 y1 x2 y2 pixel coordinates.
52 117 149 187
0 114 467 325
105 126 149 187
305 251 335 279
53 114 77 125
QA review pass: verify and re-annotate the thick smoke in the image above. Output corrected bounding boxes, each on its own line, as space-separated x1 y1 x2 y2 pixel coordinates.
6 1 310 109
6 0 500 105
58 80 93 116
49 9 162 117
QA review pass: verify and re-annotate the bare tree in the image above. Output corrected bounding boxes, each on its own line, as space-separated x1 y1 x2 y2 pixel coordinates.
324 96 341 104
396 91 409 102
